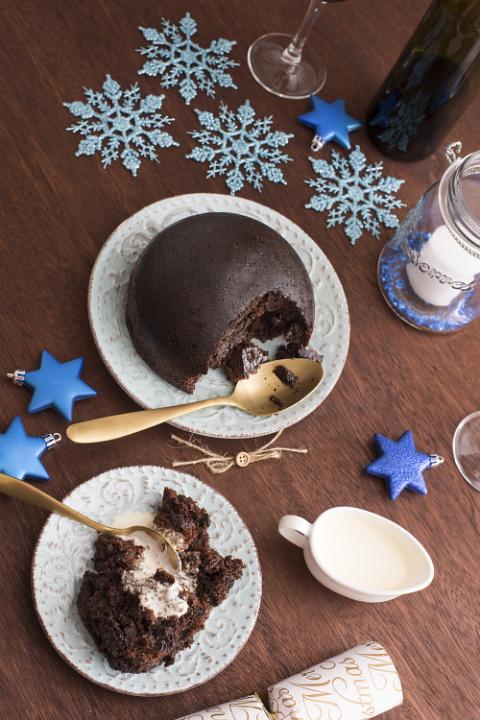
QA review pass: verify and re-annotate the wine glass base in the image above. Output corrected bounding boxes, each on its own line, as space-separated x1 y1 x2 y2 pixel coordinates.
452 410 480 491
247 33 327 99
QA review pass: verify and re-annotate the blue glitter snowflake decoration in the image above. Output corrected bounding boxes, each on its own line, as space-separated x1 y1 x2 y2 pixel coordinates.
305 146 405 244
137 13 238 105
64 75 178 176
186 100 293 195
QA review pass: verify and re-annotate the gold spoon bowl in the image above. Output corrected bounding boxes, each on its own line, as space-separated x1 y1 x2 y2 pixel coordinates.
0 473 181 570
67 358 323 444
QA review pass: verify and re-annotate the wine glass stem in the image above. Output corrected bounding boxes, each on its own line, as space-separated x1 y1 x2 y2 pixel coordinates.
282 0 324 64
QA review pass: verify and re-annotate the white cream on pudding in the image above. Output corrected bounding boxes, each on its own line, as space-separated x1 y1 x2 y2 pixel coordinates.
112 510 194 619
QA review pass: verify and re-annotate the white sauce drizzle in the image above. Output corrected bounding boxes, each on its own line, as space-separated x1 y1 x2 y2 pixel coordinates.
112 510 195 619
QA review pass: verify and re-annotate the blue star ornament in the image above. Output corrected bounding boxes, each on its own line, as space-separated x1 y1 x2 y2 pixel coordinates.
297 97 362 151
366 431 443 500
21 350 96 421
0 417 52 481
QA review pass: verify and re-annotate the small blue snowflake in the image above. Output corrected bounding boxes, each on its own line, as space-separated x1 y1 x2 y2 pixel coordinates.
64 74 179 177
137 12 238 105
186 100 293 195
305 145 405 244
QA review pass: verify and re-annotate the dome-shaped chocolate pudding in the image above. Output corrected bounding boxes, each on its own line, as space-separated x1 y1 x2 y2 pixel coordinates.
126 212 315 393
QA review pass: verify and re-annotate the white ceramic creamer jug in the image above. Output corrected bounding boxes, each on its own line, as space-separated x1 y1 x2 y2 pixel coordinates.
279 506 434 602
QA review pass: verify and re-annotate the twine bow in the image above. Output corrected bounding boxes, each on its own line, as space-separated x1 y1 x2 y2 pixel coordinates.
171 430 307 474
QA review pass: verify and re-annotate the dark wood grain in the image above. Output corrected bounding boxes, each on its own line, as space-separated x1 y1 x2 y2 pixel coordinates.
1 0 480 718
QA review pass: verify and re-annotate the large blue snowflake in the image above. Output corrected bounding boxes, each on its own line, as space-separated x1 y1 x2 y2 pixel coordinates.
186 100 293 195
64 74 179 177
137 12 238 105
305 146 405 244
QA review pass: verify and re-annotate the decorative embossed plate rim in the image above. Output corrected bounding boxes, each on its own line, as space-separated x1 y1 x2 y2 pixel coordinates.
88 193 350 438
31 466 261 696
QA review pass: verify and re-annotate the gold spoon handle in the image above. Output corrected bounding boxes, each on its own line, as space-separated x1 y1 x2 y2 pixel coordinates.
0 472 113 534
66 395 235 444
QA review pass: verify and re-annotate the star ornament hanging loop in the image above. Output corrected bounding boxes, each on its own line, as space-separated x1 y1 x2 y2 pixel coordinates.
305 145 405 245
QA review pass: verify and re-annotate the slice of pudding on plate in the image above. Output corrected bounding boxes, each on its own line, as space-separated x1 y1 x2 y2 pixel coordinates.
77 487 244 673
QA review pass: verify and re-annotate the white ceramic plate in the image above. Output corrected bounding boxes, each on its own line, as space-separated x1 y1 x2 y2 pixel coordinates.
32 466 261 696
88 193 350 438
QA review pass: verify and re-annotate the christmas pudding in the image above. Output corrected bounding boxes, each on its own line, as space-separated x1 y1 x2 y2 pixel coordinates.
126 212 315 393
77 487 244 673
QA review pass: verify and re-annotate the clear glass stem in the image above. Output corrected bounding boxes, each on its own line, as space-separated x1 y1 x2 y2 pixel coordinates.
282 0 324 64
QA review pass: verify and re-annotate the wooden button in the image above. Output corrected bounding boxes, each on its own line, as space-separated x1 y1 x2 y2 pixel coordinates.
235 451 250 467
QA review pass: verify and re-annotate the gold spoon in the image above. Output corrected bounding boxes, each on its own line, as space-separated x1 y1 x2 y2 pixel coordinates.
0 472 181 571
67 358 323 445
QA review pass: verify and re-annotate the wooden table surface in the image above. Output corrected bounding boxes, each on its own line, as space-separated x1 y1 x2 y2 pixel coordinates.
2 0 480 718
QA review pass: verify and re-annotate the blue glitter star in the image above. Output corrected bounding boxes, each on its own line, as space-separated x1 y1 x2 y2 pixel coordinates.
23 350 97 421
366 431 441 500
297 97 362 150
0 417 51 481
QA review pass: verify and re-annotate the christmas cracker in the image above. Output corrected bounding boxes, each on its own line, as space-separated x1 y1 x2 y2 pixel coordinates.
268 641 403 719
175 641 402 720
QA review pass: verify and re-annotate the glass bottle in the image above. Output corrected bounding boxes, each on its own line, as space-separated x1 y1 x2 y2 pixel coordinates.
367 0 480 161
378 145 480 332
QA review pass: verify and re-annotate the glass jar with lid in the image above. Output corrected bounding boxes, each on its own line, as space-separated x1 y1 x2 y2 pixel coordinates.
378 144 480 332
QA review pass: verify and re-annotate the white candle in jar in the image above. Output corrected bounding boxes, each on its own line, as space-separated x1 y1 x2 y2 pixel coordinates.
406 224 480 306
